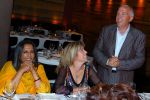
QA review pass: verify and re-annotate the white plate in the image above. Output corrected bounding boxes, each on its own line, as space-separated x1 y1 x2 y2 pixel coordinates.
138 93 150 100
13 94 36 100
37 93 67 100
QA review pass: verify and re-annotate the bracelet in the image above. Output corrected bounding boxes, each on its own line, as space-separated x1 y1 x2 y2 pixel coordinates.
34 77 40 82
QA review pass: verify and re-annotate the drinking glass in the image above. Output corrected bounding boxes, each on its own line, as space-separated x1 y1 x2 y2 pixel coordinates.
57 44 63 56
49 44 55 53
3 82 16 99
77 85 90 100
43 49 48 57
129 82 136 91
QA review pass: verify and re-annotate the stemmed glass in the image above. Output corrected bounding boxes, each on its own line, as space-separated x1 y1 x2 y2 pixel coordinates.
49 44 55 53
3 82 16 99
57 44 63 55
43 49 48 57
58 44 63 51
129 82 136 91
77 85 90 100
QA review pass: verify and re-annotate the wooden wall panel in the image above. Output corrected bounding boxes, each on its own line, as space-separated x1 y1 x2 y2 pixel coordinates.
13 0 65 23
0 0 13 69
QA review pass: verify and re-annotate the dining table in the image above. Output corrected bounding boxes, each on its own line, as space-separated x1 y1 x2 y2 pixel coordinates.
0 93 70 100
37 50 60 66
0 93 149 100
37 50 93 66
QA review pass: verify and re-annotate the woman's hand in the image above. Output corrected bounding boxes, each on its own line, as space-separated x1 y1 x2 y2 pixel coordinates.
10 61 34 91
19 61 33 73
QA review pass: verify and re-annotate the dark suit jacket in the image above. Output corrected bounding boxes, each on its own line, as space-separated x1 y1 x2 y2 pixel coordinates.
93 24 145 84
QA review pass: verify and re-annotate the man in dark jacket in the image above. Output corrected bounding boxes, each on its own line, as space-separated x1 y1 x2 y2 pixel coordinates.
93 5 145 84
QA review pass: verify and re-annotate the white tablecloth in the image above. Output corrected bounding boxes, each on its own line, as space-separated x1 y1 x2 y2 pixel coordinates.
13 93 150 100
0 93 68 100
0 93 88 100
38 56 60 66
38 51 93 66
1 93 147 100
38 51 60 66
138 93 150 100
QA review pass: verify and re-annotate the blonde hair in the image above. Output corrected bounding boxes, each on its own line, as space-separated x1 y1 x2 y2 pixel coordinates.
59 41 85 68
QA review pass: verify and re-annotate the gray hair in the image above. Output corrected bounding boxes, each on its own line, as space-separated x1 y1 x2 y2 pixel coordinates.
120 5 134 17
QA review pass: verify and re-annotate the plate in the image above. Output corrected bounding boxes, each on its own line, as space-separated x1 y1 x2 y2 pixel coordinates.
13 94 36 100
138 93 150 100
37 93 60 100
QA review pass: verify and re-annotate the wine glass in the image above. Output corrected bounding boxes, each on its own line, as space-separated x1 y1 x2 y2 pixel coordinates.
49 44 55 53
43 49 48 57
129 82 136 91
57 44 63 55
3 82 16 99
78 85 90 100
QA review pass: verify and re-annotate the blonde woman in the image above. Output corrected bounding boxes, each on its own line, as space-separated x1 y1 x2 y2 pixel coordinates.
55 41 101 95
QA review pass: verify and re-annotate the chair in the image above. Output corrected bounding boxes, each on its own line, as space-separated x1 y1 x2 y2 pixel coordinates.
9 37 18 47
44 40 59 50
8 37 18 60
71 34 81 41
62 41 72 48
24 38 39 47
42 63 57 92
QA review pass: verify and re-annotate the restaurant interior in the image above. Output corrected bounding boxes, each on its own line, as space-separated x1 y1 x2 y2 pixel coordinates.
0 0 150 96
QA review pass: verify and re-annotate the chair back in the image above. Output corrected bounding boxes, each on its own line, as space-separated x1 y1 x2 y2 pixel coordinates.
62 41 72 48
8 37 18 60
71 34 81 41
44 40 59 50
9 37 18 47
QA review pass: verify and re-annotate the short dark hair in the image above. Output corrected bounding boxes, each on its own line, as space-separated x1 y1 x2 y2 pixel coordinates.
12 39 38 70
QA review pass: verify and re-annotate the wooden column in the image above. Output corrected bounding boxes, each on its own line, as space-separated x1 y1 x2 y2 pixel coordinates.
63 0 75 30
0 0 13 69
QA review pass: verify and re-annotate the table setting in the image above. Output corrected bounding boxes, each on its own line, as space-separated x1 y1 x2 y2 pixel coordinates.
2 92 149 100
138 93 150 100
0 85 149 100
37 49 93 67
0 93 87 100
37 49 60 66
0 93 65 100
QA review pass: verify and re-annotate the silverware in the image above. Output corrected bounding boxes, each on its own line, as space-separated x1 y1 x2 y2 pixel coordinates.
139 94 144 100
0 95 9 99
64 94 70 98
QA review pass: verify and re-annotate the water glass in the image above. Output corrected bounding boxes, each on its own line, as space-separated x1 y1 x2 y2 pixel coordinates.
3 82 16 99
143 93 150 100
129 82 136 90
49 44 55 52
77 86 90 100
43 49 48 56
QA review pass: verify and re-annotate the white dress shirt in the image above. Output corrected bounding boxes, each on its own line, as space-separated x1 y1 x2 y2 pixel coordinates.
112 25 130 72
115 25 130 57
